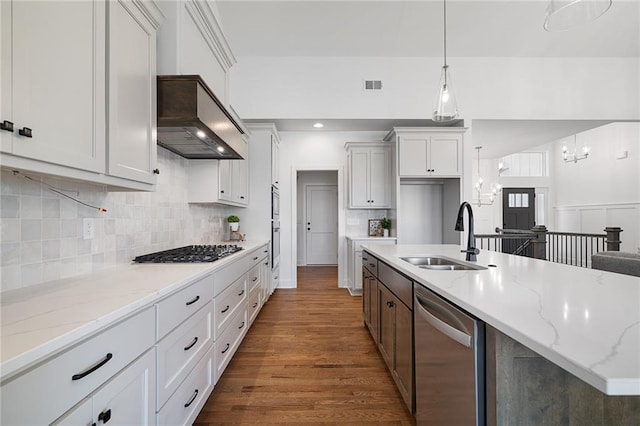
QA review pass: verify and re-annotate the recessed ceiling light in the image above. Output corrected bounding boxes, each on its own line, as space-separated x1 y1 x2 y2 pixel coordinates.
196 130 206 138
217 146 225 153
313 122 324 128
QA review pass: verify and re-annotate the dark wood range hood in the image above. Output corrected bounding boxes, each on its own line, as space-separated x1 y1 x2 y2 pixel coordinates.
156 75 247 159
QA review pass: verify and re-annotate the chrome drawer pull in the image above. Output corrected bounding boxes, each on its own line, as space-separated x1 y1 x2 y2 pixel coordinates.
184 337 198 351
185 295 200 306
72 353 113 381
184 389 199 408
221 305 230 313
221 343 230 354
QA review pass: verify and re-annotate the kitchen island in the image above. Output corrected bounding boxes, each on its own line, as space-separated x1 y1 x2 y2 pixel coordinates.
363 244 640 423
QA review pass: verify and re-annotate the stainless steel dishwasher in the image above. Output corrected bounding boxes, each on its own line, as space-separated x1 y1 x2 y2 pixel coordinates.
414 283 485 425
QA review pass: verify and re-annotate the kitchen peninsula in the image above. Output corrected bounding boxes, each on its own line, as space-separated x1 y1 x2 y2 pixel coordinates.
363 243 640 423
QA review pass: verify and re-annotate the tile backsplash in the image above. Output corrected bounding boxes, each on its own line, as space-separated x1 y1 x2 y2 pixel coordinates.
1 148 234 292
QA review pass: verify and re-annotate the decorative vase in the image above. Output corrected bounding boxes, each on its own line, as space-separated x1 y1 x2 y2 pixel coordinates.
383 229 389 237
230 222 239 232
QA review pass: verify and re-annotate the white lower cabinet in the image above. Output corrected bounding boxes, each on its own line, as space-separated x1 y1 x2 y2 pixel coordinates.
157 346 214 426
1 308 155 425
156 301 213 409
54 348 156 426
214 307 248 382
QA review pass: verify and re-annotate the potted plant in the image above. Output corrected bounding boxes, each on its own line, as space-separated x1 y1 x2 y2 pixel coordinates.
380 217 391 237
227 215 240 231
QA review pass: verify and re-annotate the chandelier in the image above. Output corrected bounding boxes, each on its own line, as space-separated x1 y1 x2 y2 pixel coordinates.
562 135 590 163
473 146 502 207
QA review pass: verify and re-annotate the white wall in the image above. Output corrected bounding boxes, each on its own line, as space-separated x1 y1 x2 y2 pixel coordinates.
552 122 640 252
278 130 389 288
230 56 639 121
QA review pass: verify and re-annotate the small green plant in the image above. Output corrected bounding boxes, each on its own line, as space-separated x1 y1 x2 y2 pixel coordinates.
380 217 391 230
227 215 240 223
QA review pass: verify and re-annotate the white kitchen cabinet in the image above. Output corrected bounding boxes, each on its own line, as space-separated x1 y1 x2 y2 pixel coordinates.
346 143 392 209
1 308 155 425
55 349 155 425
107 0 159 184
187 154 249 207
271 132 280 188
389 128 465 177
346 237 396 295
0 0 163 190
0 0 106 172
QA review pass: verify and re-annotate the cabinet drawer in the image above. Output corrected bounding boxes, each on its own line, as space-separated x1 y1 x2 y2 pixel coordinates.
156 301 213 409
247 263 261 292
362 252 378 275
157 346 213 426
156 274 214 340
214 307 247 384
1 308 154 426
214 274 246 339
378 261 413 308
248 285 262 325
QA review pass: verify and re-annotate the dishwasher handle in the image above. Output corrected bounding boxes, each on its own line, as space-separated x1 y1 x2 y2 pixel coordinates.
415 294 473 348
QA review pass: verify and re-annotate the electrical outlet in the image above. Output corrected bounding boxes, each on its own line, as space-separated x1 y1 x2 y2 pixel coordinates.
83 218 95 240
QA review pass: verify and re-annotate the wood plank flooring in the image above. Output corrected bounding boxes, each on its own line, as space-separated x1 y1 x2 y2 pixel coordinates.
194 266 415 425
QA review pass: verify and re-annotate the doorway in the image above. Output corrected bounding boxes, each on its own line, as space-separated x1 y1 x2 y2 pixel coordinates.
502 187 535 254
297 171 339 266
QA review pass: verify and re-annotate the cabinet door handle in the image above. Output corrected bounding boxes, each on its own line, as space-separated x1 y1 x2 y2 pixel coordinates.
220 190 225 194
0 120 14 132
185 295 200 306
369 263 375 268
238 289 245 296
153 168 160 175
72 353 113 380
252 277 258 282
238 321 245 329
221 343 230 354
240 196 245 199
98 409 112 424
386 300 395 308
184 336 198 351
253 256 258 260
264 261 269 266
18 127 32 138
184 389 199 408
253 302 258 308
221 305 230 313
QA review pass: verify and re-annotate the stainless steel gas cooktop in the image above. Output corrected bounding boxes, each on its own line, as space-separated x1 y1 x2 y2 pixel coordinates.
132 244 243 263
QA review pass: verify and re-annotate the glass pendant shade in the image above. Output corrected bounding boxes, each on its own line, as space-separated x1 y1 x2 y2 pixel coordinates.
433 65 458 122
544 0 612 31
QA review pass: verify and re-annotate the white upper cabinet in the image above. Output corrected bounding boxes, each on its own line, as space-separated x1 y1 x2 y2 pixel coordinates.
107 0 159 184
271 133 280 189
0 0 163 190
346 143 392 209
0 1 106 172
392 128 465 177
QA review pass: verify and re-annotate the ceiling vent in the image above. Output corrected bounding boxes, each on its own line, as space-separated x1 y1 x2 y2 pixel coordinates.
364 80 383 91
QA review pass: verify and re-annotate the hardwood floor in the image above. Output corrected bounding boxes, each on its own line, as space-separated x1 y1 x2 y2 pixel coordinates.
194 266 415 425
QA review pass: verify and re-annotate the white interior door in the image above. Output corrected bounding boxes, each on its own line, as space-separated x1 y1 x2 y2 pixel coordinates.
306 185 338 265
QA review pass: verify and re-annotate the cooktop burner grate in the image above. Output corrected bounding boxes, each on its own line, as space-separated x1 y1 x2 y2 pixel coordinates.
132 244 243 263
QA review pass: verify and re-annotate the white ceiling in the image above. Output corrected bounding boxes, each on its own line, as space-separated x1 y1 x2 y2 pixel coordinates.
216 1 640 157
217 0 640 58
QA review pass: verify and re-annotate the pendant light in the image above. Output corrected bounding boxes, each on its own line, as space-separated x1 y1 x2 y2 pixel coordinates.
433 0 458 122
543 0 612 32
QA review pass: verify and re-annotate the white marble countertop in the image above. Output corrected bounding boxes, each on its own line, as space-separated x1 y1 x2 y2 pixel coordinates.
362 244 640 396
346 236 397 241
0 241 268 381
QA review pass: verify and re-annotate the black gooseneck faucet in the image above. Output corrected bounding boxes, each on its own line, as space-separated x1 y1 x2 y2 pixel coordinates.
455 201 480 261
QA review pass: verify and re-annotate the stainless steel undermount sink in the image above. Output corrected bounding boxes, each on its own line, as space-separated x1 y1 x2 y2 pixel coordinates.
400 256 487 271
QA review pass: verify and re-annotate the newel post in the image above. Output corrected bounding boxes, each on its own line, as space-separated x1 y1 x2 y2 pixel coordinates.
604 227 622 251
531 225 548 260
